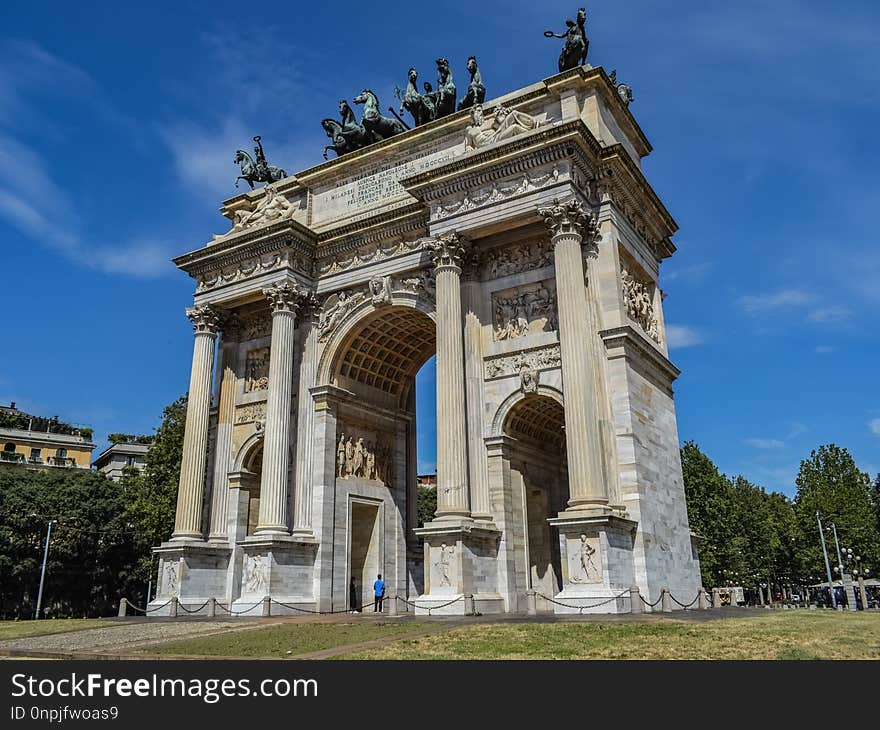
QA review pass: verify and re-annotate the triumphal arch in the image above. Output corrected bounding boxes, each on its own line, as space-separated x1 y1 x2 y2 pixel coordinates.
150 65 701 615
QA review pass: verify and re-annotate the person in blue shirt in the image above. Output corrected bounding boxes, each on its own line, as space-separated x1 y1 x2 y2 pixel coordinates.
373 574 385 612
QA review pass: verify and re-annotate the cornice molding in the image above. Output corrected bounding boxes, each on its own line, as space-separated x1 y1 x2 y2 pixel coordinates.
601 324 679 392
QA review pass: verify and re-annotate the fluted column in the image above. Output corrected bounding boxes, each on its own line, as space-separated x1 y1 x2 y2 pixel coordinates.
172 304 222 541
208 315 240 542
292 301 318 535
256 281 305 537
428 233 471 519
538 198 608 510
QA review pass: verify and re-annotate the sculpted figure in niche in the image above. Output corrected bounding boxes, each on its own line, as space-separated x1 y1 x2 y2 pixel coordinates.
369 275 391 306
366 446 376 480
337 433 347 477
435 543 454 587
352 438 366 477
244 555 268 594
345 437 355 477
570 534 599 583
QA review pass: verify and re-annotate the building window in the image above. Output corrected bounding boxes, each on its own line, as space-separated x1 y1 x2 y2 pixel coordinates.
3 443 15 453
29 448 42 463
126 456 134 467
56 448 68 459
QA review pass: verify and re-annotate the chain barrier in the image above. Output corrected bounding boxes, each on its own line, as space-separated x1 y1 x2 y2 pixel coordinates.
395 595 465 616
213 600 264 615
640 594 664 608
176 600 211 614
668 592 701 609
537 590 629 614
124 599 172 615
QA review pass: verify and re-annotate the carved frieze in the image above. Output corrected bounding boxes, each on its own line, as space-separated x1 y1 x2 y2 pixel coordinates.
196 250 310 293
568 534 602 584
621 266 660 343
392 269 436 303
484 344 561 380
235 402 267 425
318 289 366 342
335 426 393 484
463 103 552 151
243 348 270 393
481 239 554 280
318 237 423 277
239 311 272 341
431 165 563 222
492 282 557 341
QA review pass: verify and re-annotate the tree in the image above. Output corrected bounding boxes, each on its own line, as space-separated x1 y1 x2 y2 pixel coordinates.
417 485 436 528
0 468 139 619
123 395 187 587
680 441 737 587
793 445 880 579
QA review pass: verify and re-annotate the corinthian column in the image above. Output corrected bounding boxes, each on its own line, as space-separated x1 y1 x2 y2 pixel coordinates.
256 281 305 537
537 198 608 511
428 233 471 519
172 304 222 541
292 300 319 536
208 314 240 542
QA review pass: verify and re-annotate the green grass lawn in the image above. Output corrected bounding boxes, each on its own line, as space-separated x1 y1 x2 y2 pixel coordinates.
339 612 880 660
0 619 113 641
147 621 434 658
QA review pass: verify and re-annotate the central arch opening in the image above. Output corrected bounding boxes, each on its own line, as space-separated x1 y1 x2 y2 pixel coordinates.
503 393 567 611
328 304 436 606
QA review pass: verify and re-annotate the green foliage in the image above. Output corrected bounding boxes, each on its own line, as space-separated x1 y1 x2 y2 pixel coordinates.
108 433 155 445
122 395 187 583
417 484 437 528
681 441 736 586
683 441 880 591
792 445 880 577
0 468 140 619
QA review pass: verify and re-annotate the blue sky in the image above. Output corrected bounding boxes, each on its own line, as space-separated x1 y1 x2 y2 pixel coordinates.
1 1 878 495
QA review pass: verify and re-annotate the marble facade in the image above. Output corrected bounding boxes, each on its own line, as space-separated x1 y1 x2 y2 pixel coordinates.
150 66 701 616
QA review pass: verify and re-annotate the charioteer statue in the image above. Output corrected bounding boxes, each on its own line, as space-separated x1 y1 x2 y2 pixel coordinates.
544 7 589 72
234 136 287 189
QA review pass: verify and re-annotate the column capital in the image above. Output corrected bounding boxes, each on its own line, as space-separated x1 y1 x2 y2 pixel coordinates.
263 280 307 315
426 232 470 272
186 304 222 335
538 198 598 247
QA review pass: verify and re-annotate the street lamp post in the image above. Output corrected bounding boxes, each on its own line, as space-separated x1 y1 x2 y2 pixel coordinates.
34 519 57 620
816 512 836 609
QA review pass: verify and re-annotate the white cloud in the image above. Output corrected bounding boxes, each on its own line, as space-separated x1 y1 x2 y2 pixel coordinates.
868 419 880 437
665 325 704 348
0 43 173 278
807 306 852 323
814 345 834 353
745 438 785 449
738 289 812 314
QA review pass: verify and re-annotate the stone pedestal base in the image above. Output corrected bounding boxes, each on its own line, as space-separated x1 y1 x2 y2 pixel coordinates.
547 512 637 615
230 536 319 616
148 540 230 616
412 518 503 615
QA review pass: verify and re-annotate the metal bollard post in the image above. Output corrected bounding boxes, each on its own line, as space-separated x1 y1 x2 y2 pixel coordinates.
208 598 216 618
169 597 178 618
464 594 475 615
118 598 128 617
630 585 642 614
526 589 537 616
262 596 271 617
661 587 672 613
388 594 398 616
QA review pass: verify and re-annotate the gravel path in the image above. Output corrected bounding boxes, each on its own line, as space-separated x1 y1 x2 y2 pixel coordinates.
0 620 248 654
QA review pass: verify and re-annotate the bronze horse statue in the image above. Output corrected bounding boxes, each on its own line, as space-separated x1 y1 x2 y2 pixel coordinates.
234 149 287 189
322 99 372 159
353 89 407 142
544 7 589 73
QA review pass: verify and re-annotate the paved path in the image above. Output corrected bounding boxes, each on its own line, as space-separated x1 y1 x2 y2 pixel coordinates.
0 607 777 660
